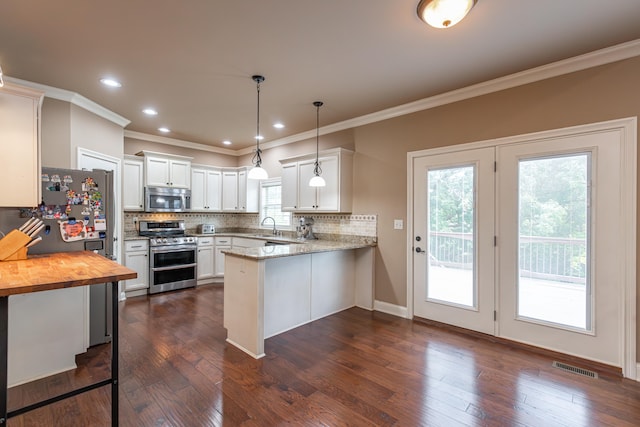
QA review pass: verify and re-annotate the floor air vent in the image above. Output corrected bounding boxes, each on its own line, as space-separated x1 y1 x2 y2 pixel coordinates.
552 361 598 379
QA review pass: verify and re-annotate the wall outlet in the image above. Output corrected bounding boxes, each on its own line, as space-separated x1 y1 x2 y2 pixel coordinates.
394 219 403 230
133 216 139 223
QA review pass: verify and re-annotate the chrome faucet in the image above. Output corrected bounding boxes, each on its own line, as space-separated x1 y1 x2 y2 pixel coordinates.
261 216 278 235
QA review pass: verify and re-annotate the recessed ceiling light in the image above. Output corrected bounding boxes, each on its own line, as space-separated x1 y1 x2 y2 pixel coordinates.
100 78 122 88
222 140 232 146
273 122 285 129
143 108 158 116
158 127 170 133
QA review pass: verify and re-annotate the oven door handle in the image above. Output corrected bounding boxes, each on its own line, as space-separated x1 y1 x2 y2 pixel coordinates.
150 247 196 253
151 263 197 272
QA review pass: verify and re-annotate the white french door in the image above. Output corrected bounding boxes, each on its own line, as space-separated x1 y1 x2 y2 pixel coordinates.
412 148 495 334
496 131 623 367
410 120 636 373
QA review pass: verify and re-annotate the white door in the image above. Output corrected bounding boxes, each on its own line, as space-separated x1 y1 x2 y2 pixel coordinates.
410 120 635 374
412 147 495 334
496 130 623 367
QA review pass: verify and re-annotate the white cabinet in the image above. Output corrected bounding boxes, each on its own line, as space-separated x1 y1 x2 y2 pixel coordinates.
140 151 192 188
123 240 149 293
279 148 353 213
281 162 298 211
221 170 239 211
191 166 222 211
197 236 215 282
0 82 44 207
221 168 259 212
214 236 232 276
123 157 144 211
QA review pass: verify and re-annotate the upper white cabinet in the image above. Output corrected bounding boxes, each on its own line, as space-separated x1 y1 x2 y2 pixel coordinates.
279 148 353 213
139 151 192 188
221 167 259 212
0 82 44 207
123 156 144 211
191 166 222 211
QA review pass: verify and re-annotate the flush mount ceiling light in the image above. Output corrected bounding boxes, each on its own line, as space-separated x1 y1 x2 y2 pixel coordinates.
248 75 268 180
417 0 477 28
309 101 326 188
158 127 170 133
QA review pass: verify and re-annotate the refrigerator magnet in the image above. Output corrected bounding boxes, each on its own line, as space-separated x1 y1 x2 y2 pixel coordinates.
94 218 107 231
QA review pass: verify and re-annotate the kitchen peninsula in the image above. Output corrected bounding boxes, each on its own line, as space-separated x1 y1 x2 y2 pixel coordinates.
222 240 375 358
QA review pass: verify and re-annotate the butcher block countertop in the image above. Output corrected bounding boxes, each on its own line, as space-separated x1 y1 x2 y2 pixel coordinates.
0 251 137 297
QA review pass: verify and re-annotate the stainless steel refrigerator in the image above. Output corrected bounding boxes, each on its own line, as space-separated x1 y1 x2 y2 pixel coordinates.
29 167 115 347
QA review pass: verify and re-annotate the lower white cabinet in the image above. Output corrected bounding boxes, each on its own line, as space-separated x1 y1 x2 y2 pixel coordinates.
197 237 215 282
214 236 232 277
123 240 149 293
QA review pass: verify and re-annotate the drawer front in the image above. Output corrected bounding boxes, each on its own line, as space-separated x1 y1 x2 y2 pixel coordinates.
214 237 231 245
197 237 214 246
125 240 149 252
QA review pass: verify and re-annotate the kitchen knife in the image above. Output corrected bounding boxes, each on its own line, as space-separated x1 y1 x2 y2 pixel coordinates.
18 217 38 232
27 223 46 238
26 236 42 248
23 219 43 236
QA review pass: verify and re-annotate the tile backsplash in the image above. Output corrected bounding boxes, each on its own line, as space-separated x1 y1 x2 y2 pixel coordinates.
124 212 377 242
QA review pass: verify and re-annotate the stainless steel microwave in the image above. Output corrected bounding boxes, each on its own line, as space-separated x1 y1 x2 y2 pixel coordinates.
144 187 191 212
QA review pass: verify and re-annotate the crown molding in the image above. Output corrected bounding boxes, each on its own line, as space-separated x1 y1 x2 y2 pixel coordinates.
124 130 237 156
4 76 130 128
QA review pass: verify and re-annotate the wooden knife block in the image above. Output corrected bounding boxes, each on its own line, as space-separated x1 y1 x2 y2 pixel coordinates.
0 229 31 261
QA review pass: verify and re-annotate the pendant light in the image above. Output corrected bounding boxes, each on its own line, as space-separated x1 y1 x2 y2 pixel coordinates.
248 75 268 180
417 0 477 29
309 101 326 187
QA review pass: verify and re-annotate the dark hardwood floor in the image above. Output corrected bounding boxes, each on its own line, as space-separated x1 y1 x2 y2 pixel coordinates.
7 285 640 426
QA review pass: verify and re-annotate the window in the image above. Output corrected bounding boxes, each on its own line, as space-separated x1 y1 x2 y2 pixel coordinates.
260 178 292 229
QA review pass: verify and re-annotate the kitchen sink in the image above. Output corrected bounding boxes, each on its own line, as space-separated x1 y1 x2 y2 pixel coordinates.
264 240 290 246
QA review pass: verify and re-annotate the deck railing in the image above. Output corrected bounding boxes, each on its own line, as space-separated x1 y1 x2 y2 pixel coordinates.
429 232 586 284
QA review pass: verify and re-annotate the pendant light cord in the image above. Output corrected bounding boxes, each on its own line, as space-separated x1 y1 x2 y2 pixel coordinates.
252 75 265 168
313 101 323 176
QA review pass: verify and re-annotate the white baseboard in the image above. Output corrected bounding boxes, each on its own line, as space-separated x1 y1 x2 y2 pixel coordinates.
373 300 410 319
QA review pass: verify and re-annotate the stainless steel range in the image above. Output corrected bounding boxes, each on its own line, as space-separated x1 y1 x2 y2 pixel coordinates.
139 220 197 294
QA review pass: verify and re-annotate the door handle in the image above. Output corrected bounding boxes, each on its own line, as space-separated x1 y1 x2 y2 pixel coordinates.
415 247 425 254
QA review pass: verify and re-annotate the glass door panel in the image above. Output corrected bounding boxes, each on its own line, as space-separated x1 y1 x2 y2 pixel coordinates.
517 154 590 330
428 166 475 307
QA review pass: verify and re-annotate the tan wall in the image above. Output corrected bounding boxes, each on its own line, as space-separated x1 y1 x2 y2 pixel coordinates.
351 56 640 356
70 104 124 165
41 98 71 168
41 99 125 168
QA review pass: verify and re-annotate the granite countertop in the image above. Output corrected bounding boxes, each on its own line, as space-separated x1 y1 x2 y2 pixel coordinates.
124 232 376 260
221 239 376 260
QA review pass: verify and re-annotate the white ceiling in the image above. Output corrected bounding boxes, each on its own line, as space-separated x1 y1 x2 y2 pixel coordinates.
2 0 640 151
